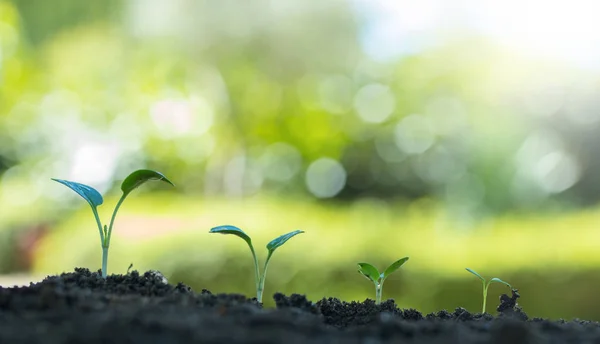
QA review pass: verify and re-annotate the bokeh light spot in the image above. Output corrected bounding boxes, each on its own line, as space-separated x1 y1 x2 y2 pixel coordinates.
353 83 396 123
260 142 302 182
305 158 346 198
69 142 120 190
534 151 580 193
150 96 214 139
394 114 435 154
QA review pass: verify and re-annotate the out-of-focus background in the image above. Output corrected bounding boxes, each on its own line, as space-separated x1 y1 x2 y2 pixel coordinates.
1 0 600 319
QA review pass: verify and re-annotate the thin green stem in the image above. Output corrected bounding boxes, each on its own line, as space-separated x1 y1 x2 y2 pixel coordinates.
248 245 261 302
92 207 108 278
375 280 383 305
102 246 109 278
257 251 274 303
482 281 489 314
105 194 127 247
91 207 104 245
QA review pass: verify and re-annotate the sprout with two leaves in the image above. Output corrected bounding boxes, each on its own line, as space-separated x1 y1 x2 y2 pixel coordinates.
358 257 409 305
209 225 304 303
52 169 174 278
466 268 512 314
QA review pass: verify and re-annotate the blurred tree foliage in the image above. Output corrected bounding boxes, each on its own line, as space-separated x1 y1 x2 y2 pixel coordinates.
1 0 599 217
3 0 600 320
11 0 122 46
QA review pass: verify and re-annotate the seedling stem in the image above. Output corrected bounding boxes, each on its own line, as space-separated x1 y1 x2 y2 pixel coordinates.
209 225 303 303
375 282 382 304
52 169 174 278
466 268 512 314
357 257 409 305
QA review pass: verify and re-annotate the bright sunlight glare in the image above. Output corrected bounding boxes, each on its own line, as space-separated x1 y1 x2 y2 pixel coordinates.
356 0 600 69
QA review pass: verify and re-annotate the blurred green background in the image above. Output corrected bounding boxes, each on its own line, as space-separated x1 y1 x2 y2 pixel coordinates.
2 0 600 320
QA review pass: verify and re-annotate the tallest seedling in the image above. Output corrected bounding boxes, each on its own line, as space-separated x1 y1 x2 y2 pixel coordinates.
52 169 174 278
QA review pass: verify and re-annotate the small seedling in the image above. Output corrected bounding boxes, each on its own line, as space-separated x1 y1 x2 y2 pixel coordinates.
52 169 174 278
466 268 512 314
357 257 409 305
209 225 304 303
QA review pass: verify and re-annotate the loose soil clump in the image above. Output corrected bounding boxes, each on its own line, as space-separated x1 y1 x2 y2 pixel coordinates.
0 268 594 343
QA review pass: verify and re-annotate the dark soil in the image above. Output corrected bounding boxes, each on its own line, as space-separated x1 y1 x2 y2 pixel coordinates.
0 268 596 343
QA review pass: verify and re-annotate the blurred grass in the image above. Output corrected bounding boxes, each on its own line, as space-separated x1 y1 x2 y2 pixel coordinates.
28 193 600 320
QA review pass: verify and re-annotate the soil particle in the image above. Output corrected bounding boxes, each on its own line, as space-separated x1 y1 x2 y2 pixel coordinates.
497 288 529 321
0 268 597 343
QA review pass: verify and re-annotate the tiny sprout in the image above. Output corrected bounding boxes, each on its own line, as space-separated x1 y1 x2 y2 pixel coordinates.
466 268 512 314
357 257 409 305
52 169 174 278
209 225 304 303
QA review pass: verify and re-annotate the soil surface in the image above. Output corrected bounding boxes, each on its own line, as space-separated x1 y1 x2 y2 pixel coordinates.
0 268 595 343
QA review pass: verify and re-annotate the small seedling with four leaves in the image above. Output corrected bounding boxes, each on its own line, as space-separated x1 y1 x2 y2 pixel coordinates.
466 268 512 314
52 169 174 278
209 225 303 303
357 257 409 305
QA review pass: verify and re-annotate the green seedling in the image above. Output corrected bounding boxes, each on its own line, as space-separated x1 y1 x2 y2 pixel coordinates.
52 169 174 278
209 225 304 303
357 257 409 305
466 268 512 314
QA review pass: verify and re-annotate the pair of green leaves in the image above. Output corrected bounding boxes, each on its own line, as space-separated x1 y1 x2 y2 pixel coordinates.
466 268 512 314
209 224 303 303
209 225 303 258
466 268 511 289
52 169 174 278
358 257 409 284
52 169 174 210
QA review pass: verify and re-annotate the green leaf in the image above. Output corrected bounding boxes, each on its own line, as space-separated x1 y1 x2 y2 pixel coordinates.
382 257 409 280
357 263 380 283
121 169 174 197
266 230 304 253
209 225 253 248
489 278 512 288
466 268 485 282
52 178 104 208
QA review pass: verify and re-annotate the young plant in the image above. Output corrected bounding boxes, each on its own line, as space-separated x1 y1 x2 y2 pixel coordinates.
52 169 174 278
357 257 409 305
209 225 304 303
466 268 512 314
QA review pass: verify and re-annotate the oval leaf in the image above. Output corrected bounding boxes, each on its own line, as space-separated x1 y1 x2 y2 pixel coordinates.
357 263 380 283
489 278 512 288
121 169 174 196
209 225 253 248
51 178 103 208
382 257 409 280
266 230 304 253
466 268 485 282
